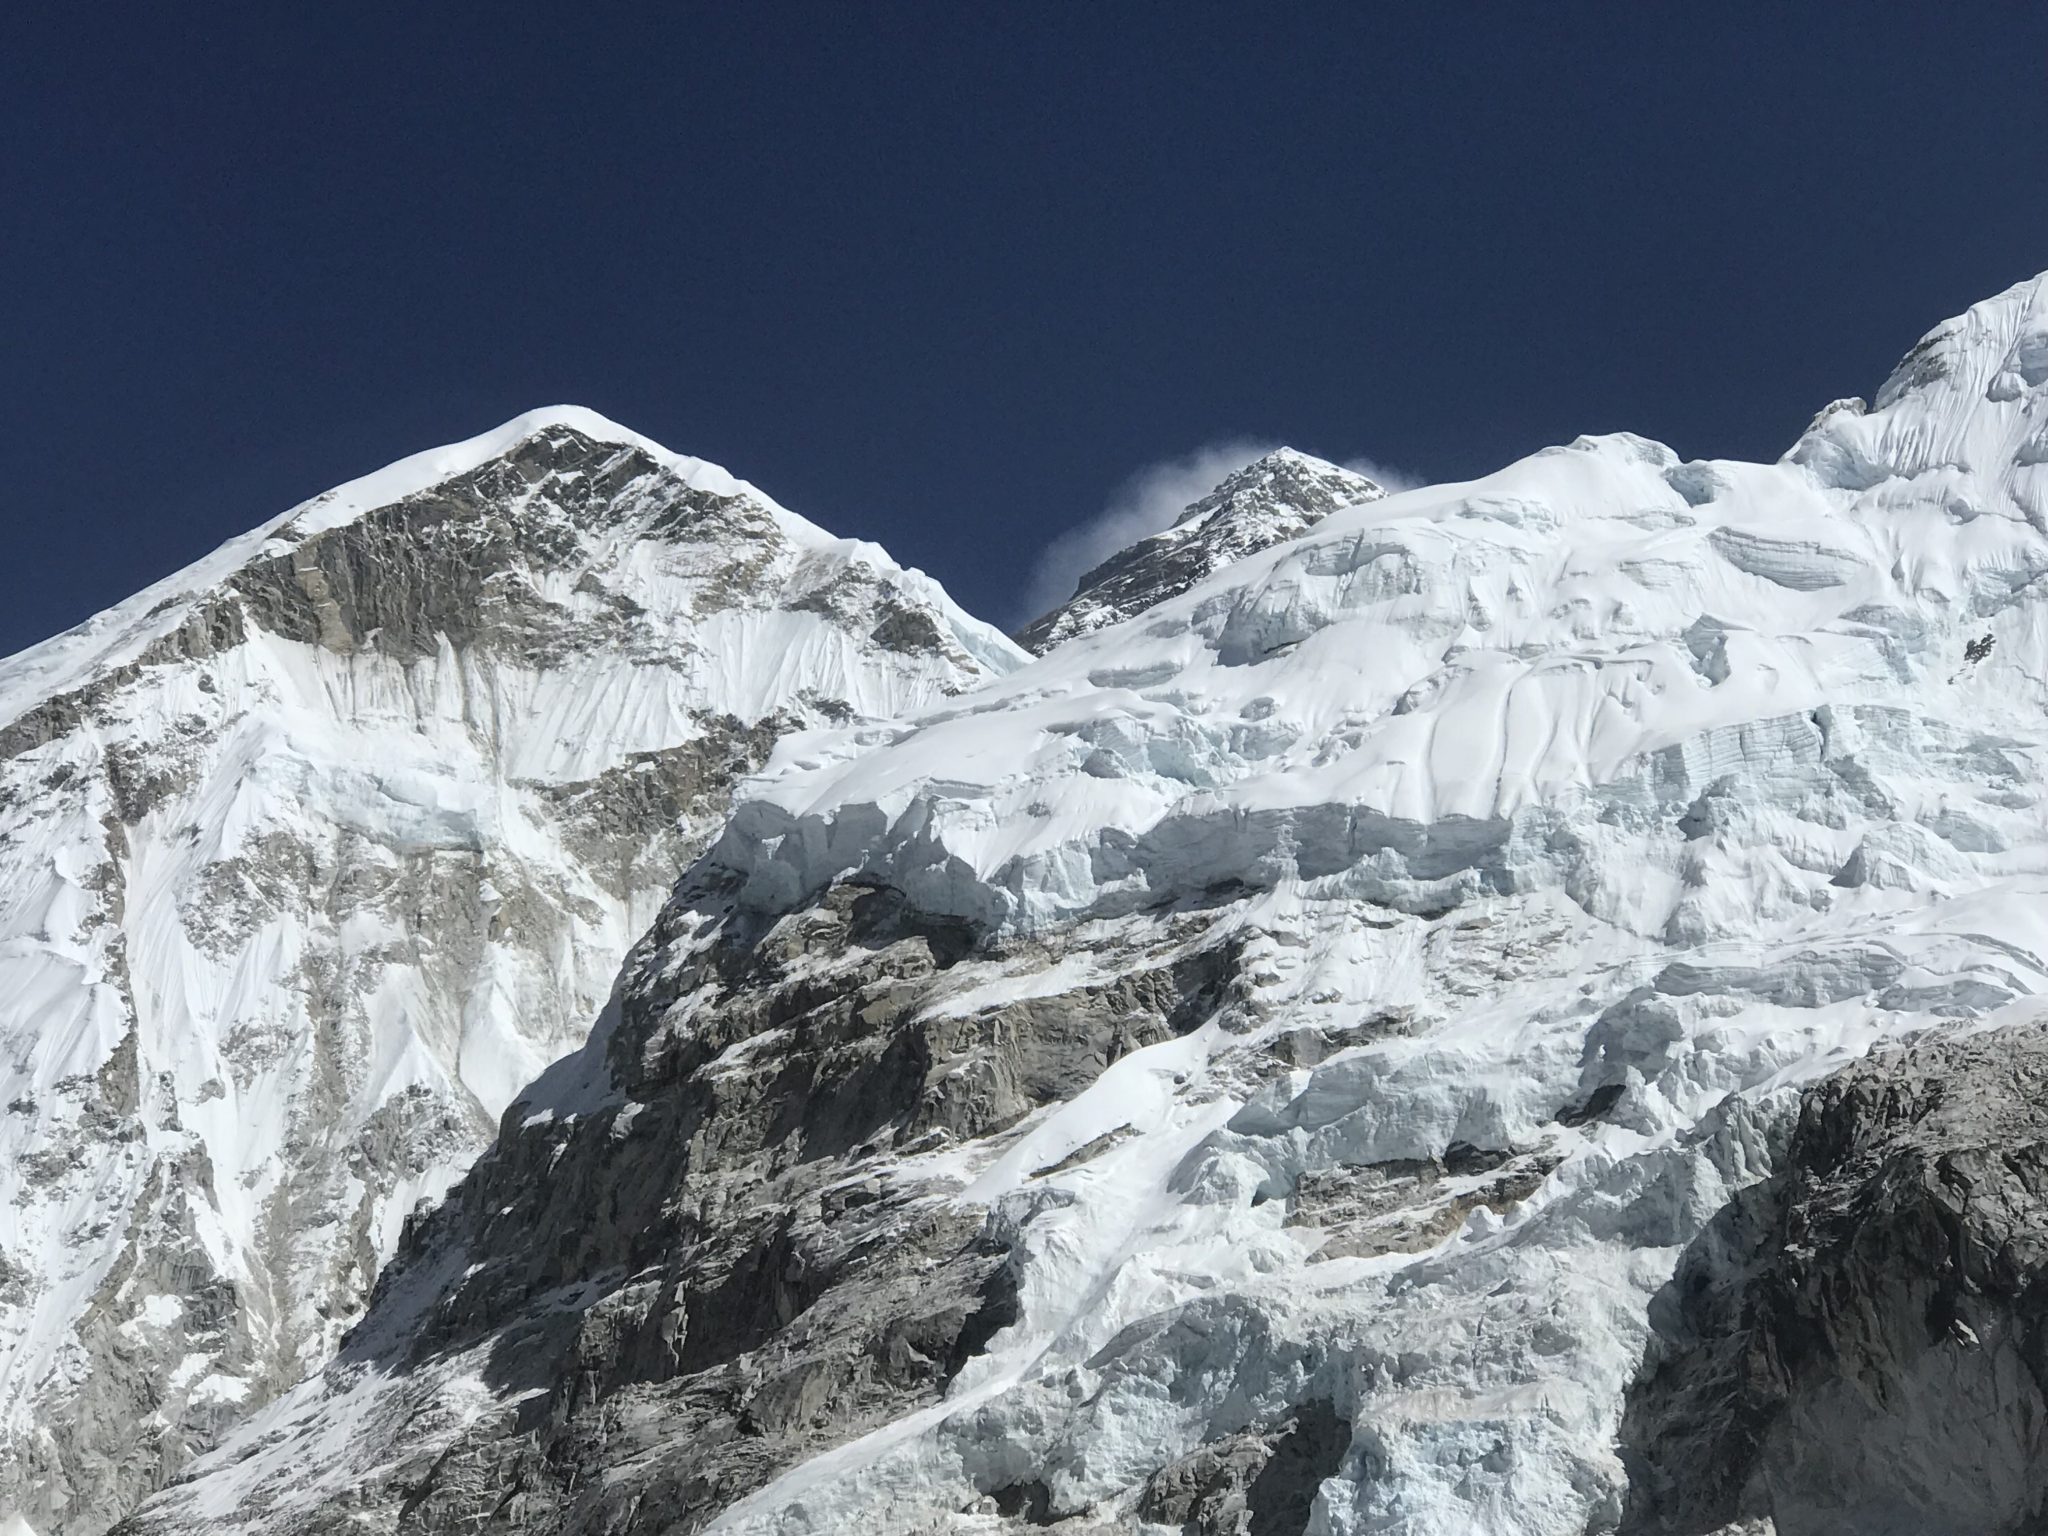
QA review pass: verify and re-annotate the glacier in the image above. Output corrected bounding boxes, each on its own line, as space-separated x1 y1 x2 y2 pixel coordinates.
25 270 2048 1534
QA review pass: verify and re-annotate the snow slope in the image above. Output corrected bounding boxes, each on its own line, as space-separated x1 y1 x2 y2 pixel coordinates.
0 408 1022 1534
123 271 2048 1536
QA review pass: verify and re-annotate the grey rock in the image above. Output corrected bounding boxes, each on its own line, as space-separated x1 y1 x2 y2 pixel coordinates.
1620 1022 2048 1536
118 882 1255 1534
1283 1145 1563 1263
227 427 775 664
1137 1400 1351 1536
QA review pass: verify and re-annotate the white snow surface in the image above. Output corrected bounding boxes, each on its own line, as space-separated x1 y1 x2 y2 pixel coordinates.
681 269 2048 1529
717 274 2048 930
0 407 1021 1529
119 273 2048 1534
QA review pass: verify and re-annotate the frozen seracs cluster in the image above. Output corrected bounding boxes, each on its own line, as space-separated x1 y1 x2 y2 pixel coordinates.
652 269 2048 1532
20 271 2048 1536
0 407 1021 1533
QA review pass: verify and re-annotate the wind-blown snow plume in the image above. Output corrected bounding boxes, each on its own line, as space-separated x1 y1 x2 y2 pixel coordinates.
1015 440 1277 626
1342 453 1423 492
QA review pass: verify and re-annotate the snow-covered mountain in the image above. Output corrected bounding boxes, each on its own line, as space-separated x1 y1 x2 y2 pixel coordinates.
0 406 1023 1534
90 270 2048 1535
1015 448 1385 652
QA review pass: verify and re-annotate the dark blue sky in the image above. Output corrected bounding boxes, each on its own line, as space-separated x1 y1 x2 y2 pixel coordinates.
7 5 2048 650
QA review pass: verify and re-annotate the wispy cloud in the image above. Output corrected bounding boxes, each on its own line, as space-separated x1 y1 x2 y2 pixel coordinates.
1013 441 1429 631
1342 455 1426 494
1015 439 1277 628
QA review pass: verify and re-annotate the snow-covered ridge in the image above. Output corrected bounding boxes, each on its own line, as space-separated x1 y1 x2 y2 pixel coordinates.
286 405 760 536
0 408 659 723
0 409 1021 1534
717 273 2048 937
0 406 1020 730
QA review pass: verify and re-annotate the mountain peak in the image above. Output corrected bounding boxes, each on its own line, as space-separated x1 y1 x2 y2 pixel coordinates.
1785 267 2048 494
0 409 1030 731
282 405 760 538
0 409 1028 1531
1171 445 1382 528
1017 445 1387 653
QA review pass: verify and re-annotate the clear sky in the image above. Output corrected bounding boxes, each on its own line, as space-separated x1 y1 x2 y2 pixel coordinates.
7 4 2048 651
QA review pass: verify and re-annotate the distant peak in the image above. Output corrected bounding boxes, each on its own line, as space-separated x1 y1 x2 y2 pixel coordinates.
1017 445 1386 653
1170 445 1384 529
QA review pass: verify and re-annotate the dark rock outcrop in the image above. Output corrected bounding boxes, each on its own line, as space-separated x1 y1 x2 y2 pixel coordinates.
1138 1399 1352 1536
120 880 1250 1533
1620 1022 2048 1536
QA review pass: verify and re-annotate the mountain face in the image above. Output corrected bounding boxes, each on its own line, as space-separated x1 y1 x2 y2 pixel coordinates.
14 269 2048 1536
0 407 1023 1535
1014 448 1384 652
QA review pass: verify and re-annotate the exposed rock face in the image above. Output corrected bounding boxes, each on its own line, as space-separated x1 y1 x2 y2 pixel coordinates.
0 408 1021 1534
1622 1022 2048 1536
1137 1400 1354 1536
99 274 2048 1536
114 874 1274 1533
1015 448 1384 653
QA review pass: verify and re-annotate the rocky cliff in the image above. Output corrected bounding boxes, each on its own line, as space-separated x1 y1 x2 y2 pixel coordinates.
1622 1022 2048 1535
